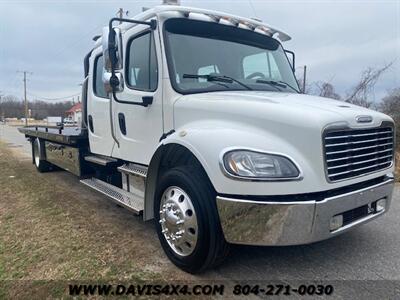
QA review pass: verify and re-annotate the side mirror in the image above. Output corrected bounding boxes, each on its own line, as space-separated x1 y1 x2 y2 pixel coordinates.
101 17 157 106
102 26 123 71
102 26 124 94
284 50 295 72
103 72 124 94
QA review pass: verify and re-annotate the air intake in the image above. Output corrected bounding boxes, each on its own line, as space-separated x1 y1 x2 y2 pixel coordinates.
323 124 394 182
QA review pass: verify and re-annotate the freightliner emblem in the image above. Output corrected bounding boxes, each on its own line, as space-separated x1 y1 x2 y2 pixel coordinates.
356 115 373 123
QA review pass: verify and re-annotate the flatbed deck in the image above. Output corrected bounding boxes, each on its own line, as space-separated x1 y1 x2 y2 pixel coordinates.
18 125 88 146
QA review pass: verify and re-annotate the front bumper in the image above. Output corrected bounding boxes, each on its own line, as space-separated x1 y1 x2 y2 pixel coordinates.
216 174 395 246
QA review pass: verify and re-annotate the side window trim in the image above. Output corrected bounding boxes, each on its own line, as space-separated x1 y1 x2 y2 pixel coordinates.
125 30 158 92
93 54 109 99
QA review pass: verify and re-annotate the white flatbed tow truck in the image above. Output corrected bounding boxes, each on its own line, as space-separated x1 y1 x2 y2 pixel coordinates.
20 3 395 273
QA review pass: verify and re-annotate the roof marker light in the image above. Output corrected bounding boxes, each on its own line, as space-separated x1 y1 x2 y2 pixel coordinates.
162 0 181 5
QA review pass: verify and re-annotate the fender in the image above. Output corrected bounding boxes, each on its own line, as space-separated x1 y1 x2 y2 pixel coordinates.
143 120 312 220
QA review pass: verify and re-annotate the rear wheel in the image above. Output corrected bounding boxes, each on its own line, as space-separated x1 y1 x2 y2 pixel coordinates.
32 138 52 172
154 165 229 273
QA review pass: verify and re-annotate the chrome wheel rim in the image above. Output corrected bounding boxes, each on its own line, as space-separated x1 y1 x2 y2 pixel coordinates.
159 186 198 257
34 139 40 167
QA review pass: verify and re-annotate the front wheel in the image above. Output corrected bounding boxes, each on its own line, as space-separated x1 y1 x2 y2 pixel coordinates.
154 165 229 273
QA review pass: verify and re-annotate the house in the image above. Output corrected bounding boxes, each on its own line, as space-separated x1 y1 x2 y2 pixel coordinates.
65 103 82 125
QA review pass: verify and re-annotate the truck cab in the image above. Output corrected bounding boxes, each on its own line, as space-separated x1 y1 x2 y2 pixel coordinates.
21 5 395 273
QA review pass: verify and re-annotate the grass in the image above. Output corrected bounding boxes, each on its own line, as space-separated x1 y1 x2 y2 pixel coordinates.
0 141 199 299
0 138 397 298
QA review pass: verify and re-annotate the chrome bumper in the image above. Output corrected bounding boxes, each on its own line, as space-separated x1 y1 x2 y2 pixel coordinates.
216 175 395 246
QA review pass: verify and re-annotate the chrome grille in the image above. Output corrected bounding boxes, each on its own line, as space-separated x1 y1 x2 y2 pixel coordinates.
324 126 394 182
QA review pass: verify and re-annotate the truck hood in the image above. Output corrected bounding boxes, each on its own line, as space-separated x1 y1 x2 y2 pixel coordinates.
174 91 391 130
172 91 394 195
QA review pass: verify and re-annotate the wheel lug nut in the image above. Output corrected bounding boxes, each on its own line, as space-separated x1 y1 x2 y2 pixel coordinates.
176 220 184 225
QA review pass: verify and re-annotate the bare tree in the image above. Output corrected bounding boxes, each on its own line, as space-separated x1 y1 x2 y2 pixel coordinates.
314 81 341 100
379 88 400 149
0 95 73 119
296 76 312 94
344 63 392 108
307 63 392 106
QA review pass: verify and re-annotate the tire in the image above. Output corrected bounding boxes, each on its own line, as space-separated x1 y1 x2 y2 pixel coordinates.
32 138 52 172
154 165 229 273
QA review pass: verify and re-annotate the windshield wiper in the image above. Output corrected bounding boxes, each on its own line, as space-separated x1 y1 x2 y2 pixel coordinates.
276 80 300 93
183 74 252 90
256 79 299 93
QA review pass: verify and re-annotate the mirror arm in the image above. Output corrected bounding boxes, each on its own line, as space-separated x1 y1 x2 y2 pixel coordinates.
284 49 295 72
108 17 157 107
108 18 157 33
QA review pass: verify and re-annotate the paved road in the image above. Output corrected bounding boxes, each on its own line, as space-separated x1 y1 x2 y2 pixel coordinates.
1 124 399 297
0 124 32 158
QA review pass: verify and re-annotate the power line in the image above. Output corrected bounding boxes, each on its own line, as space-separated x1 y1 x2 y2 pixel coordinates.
27 92 81 101
248 0 259 19
48 19 109 63
2 88 81 101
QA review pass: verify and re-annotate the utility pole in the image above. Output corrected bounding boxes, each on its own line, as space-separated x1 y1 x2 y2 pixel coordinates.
117 8 123 24
302 65 307 94
117 8 123 23
0 91 4 122
117 8 129 24
17 71 33 126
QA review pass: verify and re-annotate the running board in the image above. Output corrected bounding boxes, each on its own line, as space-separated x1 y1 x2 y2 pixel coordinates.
84 155 118 166
80 178 144 215
118 163 148 178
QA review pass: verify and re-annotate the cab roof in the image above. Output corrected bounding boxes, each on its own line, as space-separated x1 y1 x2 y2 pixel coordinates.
94 5 291 48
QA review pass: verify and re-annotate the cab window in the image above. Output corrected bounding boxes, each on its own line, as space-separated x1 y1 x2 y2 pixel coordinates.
126 32 158 91
243 52 282 81
93 55 108 98
197 65 220 82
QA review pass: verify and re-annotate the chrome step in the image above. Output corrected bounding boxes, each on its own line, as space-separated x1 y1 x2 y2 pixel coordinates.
84 155 118 166
80 178 144 215
118 163 148 178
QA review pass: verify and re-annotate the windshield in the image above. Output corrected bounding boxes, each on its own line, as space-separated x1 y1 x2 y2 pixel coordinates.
164 18 300 94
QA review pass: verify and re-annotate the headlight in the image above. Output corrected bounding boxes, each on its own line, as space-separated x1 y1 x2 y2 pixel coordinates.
222 150 300 180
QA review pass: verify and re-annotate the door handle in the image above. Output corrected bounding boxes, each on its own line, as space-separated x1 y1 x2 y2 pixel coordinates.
88 115 94 133
142 96 153 107
118 113 126 135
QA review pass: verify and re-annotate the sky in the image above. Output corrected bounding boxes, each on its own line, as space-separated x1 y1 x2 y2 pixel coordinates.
0 0 399 103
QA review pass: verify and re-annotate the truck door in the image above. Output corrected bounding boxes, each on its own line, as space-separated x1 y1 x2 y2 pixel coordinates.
111 25 163 165
87 48 115 156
